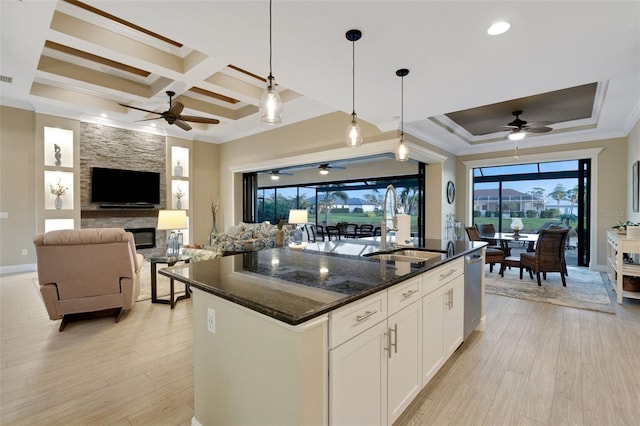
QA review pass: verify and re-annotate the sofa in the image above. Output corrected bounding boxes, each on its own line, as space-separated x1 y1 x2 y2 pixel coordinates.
33 228 143 331
181 221 292 261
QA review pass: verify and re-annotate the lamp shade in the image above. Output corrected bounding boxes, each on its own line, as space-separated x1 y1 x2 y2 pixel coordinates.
157 210 187 230
288 209 308 225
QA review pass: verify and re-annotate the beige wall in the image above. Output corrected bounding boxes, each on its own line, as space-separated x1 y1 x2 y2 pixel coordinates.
0 106 36 269
628 120 640 224
191 140 220 244
457 137 629 268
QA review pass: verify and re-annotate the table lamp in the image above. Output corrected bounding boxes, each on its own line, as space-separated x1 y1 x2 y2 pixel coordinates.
510 217 524 236
157 209 187 257
288 209 308 244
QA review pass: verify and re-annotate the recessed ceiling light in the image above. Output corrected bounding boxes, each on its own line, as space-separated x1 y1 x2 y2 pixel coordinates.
487 21 511 35
100 113 108 118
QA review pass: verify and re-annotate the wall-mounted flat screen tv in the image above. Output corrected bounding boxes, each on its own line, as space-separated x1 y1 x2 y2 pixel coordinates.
91 167 160 206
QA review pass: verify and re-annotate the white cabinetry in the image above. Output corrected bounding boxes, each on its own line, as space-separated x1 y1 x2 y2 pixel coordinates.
330 260 466 425
330 320 388 426
421 258 464 386
607 231 640 304
387 298 422 423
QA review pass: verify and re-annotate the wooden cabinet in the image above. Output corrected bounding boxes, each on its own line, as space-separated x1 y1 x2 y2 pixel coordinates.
607 231 640 304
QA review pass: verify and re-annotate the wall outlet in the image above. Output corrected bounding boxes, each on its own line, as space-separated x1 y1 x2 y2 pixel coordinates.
207 308 216 334
21 249 28 256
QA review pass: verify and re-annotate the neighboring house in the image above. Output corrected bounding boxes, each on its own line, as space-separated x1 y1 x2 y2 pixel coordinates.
473 188 540 216
308 196 376 213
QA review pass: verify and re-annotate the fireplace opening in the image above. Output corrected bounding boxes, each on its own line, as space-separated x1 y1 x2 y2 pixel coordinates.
125 227 156 249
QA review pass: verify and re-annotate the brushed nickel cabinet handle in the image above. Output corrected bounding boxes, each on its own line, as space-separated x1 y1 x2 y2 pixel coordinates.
391 324 398 354
401 289 418 298
439 269 456 280
356 310 377 322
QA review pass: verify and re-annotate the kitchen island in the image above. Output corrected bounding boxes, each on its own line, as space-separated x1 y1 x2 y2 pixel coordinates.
160 239 486 426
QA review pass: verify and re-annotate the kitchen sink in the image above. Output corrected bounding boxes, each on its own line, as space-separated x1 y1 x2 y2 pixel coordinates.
368 250 444 263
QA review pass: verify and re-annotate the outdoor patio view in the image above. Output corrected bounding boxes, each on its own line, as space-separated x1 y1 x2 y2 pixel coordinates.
257 177 421 237
473 159 591 266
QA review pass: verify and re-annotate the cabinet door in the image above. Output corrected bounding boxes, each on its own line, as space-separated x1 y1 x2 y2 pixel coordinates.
444 275 464 357
388 300 422 425
330 320 388 426
421 287 445 386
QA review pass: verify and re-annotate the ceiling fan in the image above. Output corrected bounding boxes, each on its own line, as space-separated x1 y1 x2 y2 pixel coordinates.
318 163 346 175
118 91 220 131
267 170 293 180
502 110 553 140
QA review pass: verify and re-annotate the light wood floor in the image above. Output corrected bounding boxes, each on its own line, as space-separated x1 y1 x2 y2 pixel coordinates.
2 270 639 425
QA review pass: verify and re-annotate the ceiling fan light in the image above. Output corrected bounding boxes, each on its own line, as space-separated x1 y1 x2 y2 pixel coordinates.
395 138 409 162
346 113 363 147
508 131 526 141
487 21 511 35
319 166 330 175
270 171 280 181
260 76 282 124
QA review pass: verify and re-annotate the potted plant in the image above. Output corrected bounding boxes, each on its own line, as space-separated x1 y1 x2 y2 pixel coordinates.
49 178 68 210
613 221 639 235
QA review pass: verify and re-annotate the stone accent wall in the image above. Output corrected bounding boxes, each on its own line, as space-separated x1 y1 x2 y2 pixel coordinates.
79 123 167 252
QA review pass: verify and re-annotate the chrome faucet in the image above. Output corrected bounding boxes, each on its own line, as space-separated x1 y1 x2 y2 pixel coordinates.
381 184 398 251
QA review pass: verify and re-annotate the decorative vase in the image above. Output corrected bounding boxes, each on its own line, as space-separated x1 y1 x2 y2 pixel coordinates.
54 144 61 166
54 196 63 210
276 229 284 247
176 198 182 209
174 161 183 177
211 218 217 235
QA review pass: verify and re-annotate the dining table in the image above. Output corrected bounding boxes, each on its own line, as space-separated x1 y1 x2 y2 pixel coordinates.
482 232 539 254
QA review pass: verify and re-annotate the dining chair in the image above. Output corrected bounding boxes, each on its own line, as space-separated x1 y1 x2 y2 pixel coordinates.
519 227 570 286
325 226 341 240
359 224 374 237
465 226 504 273
345 223 359 239
308 224 325 242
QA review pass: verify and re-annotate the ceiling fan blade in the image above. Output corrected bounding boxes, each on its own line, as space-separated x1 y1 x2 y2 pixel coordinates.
135 117 163 122
173 119 192 131
526 121 553 127
118 103 162 115
179 115 220 124
169 101 184 116
525 127 553 133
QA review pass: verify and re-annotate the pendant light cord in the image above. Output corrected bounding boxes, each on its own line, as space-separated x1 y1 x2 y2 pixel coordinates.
400 75 404 136
268 0 273 83
351 39 356 115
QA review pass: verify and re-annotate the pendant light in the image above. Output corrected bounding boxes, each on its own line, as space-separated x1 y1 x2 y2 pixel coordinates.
345 29 363 147
259 0 282 124
395 68 410 161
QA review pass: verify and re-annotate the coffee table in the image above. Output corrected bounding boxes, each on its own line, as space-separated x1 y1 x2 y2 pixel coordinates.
148 255 191 308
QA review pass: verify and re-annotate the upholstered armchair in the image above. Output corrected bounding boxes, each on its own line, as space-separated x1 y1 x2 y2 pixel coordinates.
33 228 143 331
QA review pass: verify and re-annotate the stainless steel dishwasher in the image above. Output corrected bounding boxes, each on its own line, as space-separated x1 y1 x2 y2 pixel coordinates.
464 251 483 340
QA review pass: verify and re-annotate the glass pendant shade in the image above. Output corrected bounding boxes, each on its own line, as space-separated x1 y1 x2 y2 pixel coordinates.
510 217 524 235
260 77 282 124
346 113 363 147
395 137 409 161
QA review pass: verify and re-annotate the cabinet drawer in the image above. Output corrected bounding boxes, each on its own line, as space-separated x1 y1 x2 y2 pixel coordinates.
329 292 387 348
388 276 421 315
422 258 464 295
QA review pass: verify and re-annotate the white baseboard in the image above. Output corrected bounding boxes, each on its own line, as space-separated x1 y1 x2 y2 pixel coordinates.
0 263 37 276
191 416 203 426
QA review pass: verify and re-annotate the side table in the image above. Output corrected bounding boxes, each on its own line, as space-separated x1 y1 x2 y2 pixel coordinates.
148 255 191 308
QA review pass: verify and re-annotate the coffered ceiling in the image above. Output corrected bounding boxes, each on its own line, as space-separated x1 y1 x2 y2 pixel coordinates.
1 1 638 156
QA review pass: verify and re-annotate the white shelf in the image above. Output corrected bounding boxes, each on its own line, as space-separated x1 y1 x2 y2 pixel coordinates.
607 231 640 304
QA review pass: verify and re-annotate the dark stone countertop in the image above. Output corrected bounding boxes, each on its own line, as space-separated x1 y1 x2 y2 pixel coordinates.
159 238 486 326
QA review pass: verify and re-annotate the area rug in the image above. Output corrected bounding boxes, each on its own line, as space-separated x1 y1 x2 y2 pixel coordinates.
485 266 614 314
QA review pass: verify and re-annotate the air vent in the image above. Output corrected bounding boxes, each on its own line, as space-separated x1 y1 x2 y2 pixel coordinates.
0 75 12 83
